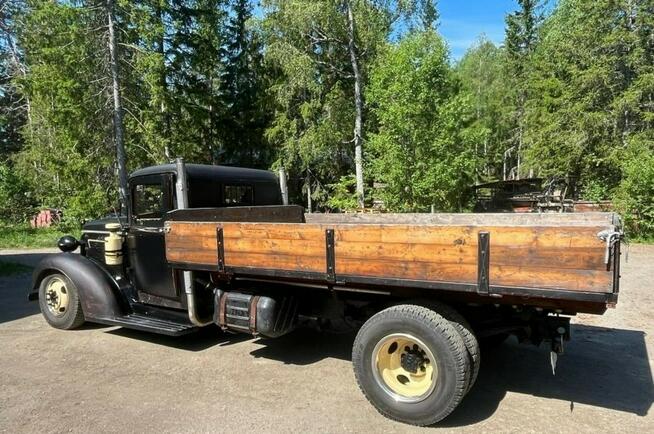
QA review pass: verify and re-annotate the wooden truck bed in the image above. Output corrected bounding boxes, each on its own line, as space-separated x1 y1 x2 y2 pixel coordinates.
163 206 621 314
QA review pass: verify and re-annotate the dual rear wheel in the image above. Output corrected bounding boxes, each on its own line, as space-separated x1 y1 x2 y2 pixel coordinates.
352 304 478 426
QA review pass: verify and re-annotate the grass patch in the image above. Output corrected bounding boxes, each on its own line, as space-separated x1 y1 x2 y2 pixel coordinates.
0 224 80 249
0 260 33 277
628 236 654 244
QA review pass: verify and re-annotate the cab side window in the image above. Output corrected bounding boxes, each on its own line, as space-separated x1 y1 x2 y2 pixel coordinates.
131 176 171 223
134 184 164 219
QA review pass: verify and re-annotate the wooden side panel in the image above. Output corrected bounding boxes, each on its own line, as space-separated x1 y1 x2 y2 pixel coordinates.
166 222 326 273
305 211 617 226
165 220 613 293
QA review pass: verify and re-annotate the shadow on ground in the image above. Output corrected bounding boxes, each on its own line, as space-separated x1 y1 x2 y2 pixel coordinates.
106 325 252 351
442 325 652 426
245 325 652 425
0 252 49 324
135 324 652 424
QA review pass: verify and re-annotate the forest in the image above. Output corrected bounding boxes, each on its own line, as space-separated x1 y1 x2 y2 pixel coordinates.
0 0 653 239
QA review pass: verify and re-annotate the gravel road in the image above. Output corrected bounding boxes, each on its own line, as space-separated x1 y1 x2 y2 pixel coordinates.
0 246 652 433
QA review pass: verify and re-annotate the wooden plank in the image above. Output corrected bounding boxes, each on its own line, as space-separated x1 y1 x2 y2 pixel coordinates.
335 258 611 292
167 234 325 258
226 252 325 272
333 225 605 248
333 241 605 270
305 212 617 226
168 221 606 248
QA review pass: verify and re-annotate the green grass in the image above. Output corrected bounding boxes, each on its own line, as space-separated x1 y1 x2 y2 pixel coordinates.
629 236 654 244
0 260 33 277
0 224 80 249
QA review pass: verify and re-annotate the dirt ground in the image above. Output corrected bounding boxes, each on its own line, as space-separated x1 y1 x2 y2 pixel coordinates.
0 246 652 433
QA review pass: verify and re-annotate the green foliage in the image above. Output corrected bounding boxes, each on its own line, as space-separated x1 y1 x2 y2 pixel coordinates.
614 144 654 239
1 0 273 229
326 175 359 211
580 180 610 203
367 31 478 211
0 162 34 222
262 0 386 189
0 0 652 240
13 1 114 228
262 0 434 208
523 0 653 192
456 37 512 180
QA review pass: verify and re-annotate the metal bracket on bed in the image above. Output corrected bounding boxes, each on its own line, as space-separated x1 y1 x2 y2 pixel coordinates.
325 229 335 282
216 227 225 273
477 231 490 295
597 229 623 267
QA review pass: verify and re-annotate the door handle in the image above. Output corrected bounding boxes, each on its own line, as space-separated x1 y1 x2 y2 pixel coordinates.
133 226 163 234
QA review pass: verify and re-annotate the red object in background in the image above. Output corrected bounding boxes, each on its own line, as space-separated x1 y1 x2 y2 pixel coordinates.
30 209 62 228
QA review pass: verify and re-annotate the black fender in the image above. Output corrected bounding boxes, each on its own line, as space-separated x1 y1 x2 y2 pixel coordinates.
30 253 126 320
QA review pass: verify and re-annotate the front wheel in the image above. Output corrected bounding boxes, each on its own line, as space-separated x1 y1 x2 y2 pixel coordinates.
38 273 85 330
352 305 469 426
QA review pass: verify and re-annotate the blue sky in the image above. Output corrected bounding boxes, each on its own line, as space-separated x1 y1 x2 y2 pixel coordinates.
438 0 517 60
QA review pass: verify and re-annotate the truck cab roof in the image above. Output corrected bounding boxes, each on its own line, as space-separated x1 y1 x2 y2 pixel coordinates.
129 163 279 184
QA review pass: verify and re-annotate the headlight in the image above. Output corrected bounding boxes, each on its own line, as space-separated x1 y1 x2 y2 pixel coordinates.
57 235 80 253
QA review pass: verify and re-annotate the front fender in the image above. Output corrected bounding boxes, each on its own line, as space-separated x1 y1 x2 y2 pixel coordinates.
30 253 126 320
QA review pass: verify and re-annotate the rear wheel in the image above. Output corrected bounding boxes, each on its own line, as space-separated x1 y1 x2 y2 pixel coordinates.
38 273 85 330
352 305 469 426
421 301 480 394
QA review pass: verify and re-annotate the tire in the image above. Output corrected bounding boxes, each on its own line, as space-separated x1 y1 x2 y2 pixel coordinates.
38 273 85 330
418 301 480 394
352 304 469 426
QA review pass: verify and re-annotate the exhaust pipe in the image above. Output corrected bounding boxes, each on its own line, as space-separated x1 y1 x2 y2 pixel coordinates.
175 158 212 327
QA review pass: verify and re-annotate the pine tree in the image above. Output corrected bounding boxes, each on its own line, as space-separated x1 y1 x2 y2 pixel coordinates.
523 0 653 186
457 37 512 181
219 0 271 168
16 1 116 225
503 0 542 179
0 0 27 159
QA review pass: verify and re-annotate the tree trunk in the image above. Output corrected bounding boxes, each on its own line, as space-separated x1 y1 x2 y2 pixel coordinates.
306 175 312 213
107 0 129 215
156 2 170 161
345 0 365 209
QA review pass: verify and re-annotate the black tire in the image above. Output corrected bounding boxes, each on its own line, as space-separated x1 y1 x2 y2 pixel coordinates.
352 304 469 426
38 273 85 330
419 301 480 394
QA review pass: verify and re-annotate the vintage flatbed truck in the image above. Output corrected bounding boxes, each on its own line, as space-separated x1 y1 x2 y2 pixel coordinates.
29 159 623 426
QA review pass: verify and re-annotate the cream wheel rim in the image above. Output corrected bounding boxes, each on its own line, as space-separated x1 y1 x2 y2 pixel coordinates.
44 277 70 317
371 333 438 403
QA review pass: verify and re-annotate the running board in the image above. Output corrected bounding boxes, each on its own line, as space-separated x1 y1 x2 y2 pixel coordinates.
91 313 197 336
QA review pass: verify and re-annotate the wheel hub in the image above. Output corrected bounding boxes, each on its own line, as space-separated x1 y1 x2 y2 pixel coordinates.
400 347 428 374
44 277 69 317
372 333 438 403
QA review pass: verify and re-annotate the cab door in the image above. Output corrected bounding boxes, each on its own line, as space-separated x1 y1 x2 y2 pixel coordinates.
127 174 178 299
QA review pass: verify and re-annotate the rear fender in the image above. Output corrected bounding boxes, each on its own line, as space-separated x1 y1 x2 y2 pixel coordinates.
30 253 126 320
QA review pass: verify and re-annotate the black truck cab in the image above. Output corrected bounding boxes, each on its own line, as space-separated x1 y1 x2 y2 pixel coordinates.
123 164 280 306
31 161 283 333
